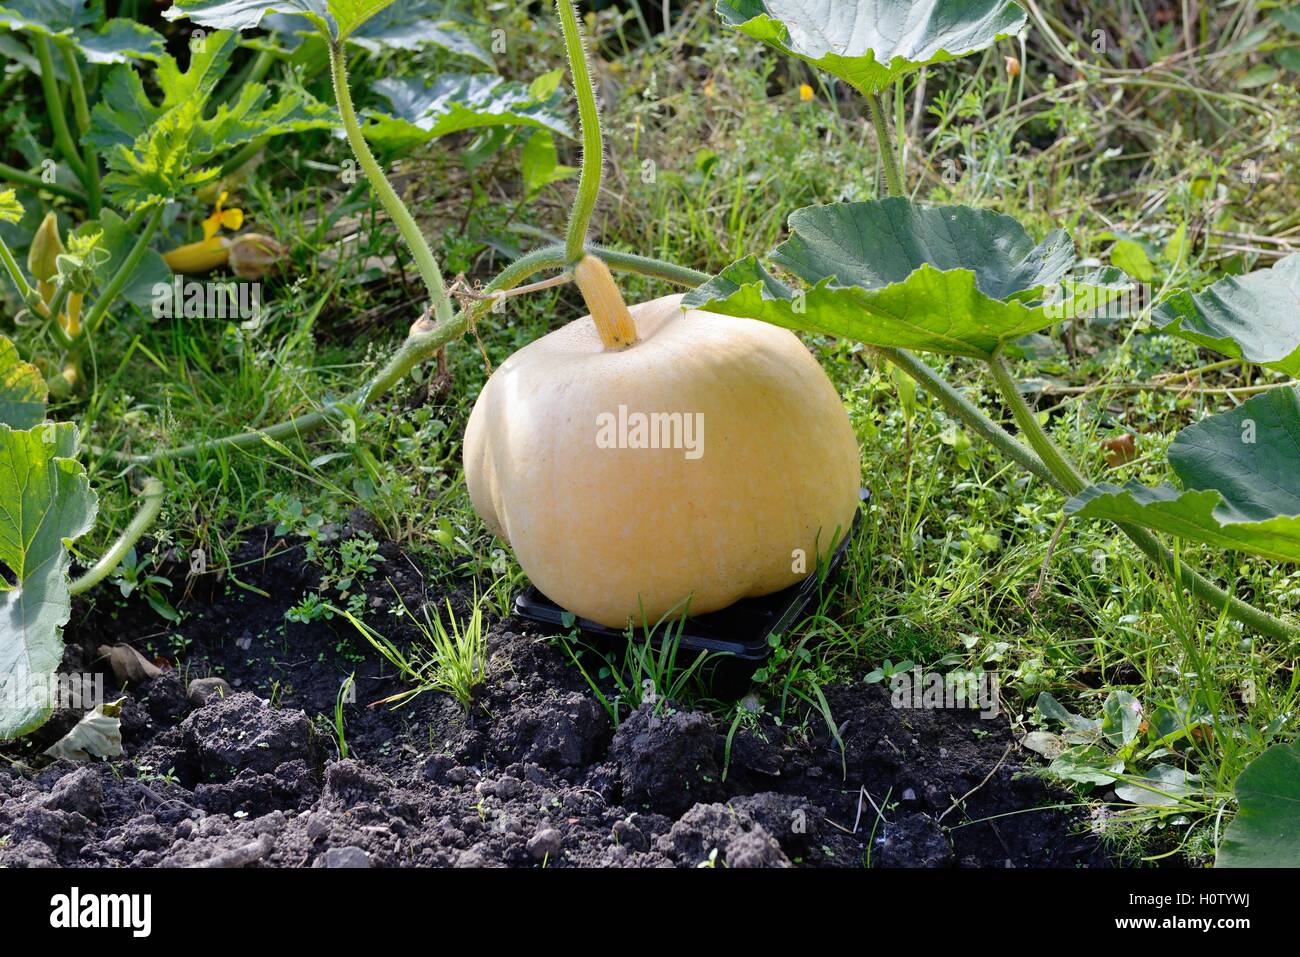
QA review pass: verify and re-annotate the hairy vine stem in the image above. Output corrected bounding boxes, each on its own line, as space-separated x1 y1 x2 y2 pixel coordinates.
329 40 451 322
877 347 1062 491
865 92 1298 642
0 162 87 204
868 91 906 199
556 0 603 265
987 353 1299 642
0 234 36 305
68 478 165 596
32 36 89 187
60 44 101 216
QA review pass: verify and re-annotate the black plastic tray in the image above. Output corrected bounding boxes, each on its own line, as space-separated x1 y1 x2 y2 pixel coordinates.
514 490 867 691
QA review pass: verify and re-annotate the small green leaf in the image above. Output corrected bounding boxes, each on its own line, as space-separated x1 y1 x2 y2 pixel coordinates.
1240 63 1281 87
0 336 47 429
1155 254 1300 375
686 199 1074 359
1162 223 1188 267
1101 690 1142 747
1036 691 1102 739
1019 731 1065 759
1273 6 1300 34
0 422 98 741
1068 386 1300 562
363 74 572 151
1218 741 1300 867
529 69 565 101
1109 238 1154 282
1115 766 1199 807
521 130 575 198
1276 47 1300 73
0 189 22 224
325 0 393 37
1047 747 1123 786
716 0 1027 94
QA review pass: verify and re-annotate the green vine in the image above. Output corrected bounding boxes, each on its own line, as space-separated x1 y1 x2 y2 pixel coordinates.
329 40 451 322
556 0 604 266
862 88 1297 642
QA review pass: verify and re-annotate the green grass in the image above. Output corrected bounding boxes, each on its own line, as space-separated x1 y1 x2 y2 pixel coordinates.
14 1 1298 866
341 589 489 710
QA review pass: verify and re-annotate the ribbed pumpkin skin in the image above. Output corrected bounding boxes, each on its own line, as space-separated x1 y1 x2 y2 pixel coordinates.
463 294 861 628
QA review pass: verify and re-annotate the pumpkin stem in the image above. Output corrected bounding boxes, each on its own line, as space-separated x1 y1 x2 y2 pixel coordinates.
574 255 637 350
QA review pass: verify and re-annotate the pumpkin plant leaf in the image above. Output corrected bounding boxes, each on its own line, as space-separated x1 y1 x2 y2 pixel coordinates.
0 189 22 223
263 0 492 65
1154 253 1300 375
345 3 490 62
715 0 1028 94
1217 740 1300 868
363 74 572 151
164 0 395 41
0 422 98 741
685 199 1075 359
1067 386 1300 562
0 0 166 64
87 31 334 208
0 335 47 429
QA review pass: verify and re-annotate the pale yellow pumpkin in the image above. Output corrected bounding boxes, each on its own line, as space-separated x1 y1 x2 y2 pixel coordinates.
463 257 861 629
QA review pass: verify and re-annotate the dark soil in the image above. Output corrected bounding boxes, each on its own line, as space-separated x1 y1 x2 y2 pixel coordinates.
0 522 1108 868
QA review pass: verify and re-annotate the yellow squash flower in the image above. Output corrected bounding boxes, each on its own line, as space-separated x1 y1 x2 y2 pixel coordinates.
202 190 244 240
164 191 245 274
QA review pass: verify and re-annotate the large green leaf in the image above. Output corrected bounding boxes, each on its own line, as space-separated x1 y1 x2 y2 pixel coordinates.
1218 741 1300 867
0 422 97 741
87 31 334 207
1067 386 1300 562
164 0 394 41
1155 254 1300 375
0 335 47 429
263 1 492 65
363 74 572 151
716 0 1027 94
0 0 165 63
684 199 1074 359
